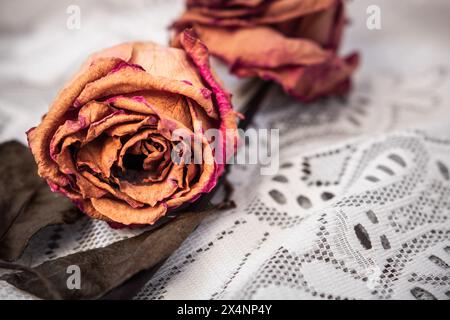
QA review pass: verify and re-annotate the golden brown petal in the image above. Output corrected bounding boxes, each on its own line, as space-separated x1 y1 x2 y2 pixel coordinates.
119 164 184 206
50 102 113 159
258 0 336 24
91 197 167 225
80 171 144 208
167 142 217 208
77 59 219 120
27 36 237 226
117 129 157 170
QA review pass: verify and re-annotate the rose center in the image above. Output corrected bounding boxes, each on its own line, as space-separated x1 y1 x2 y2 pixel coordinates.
122 153 146 171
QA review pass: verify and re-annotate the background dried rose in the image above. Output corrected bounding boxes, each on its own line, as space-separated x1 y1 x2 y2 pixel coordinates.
173 0 359 102
27 30 238 226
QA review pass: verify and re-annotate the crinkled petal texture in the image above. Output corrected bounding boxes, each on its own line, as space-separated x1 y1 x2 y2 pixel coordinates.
27 30 237 226
173 0 359 102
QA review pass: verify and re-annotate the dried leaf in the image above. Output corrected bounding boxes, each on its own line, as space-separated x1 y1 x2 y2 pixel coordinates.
0 141 81 261
1 208 210 299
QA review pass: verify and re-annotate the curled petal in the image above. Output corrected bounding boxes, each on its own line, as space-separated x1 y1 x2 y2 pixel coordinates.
177 29 238 176
194 25 331 69
77 136 122 177
235 52 360 102
28 58 122 186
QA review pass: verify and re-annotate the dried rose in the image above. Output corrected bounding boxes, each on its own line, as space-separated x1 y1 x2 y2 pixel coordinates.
173 0 359 102
27 30 238 226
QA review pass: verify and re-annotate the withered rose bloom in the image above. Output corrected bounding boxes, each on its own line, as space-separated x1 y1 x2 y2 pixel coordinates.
27 30 238 226
173 0 359 102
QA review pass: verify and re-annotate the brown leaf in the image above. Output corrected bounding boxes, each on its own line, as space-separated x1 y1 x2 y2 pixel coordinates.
0 141 81 261
27 35 238 226
1 208 210 299
0 76 263 299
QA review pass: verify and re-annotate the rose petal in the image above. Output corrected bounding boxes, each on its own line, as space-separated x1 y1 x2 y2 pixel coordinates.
235 52 359 101
85 113 148 142
76 59 219 120
167 141 217 208
27 58 123 186
50 102 113 160
175 0 335 27
177 29 238 176
80 171 144 208
194 25 331 69
27 36 237 226
172 0 357 102
119 164 184 206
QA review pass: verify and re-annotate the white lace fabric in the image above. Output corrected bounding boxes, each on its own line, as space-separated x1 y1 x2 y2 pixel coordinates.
0 0 449 300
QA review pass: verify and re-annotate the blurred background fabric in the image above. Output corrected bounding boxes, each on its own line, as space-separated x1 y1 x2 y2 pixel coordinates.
0 0 449 299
